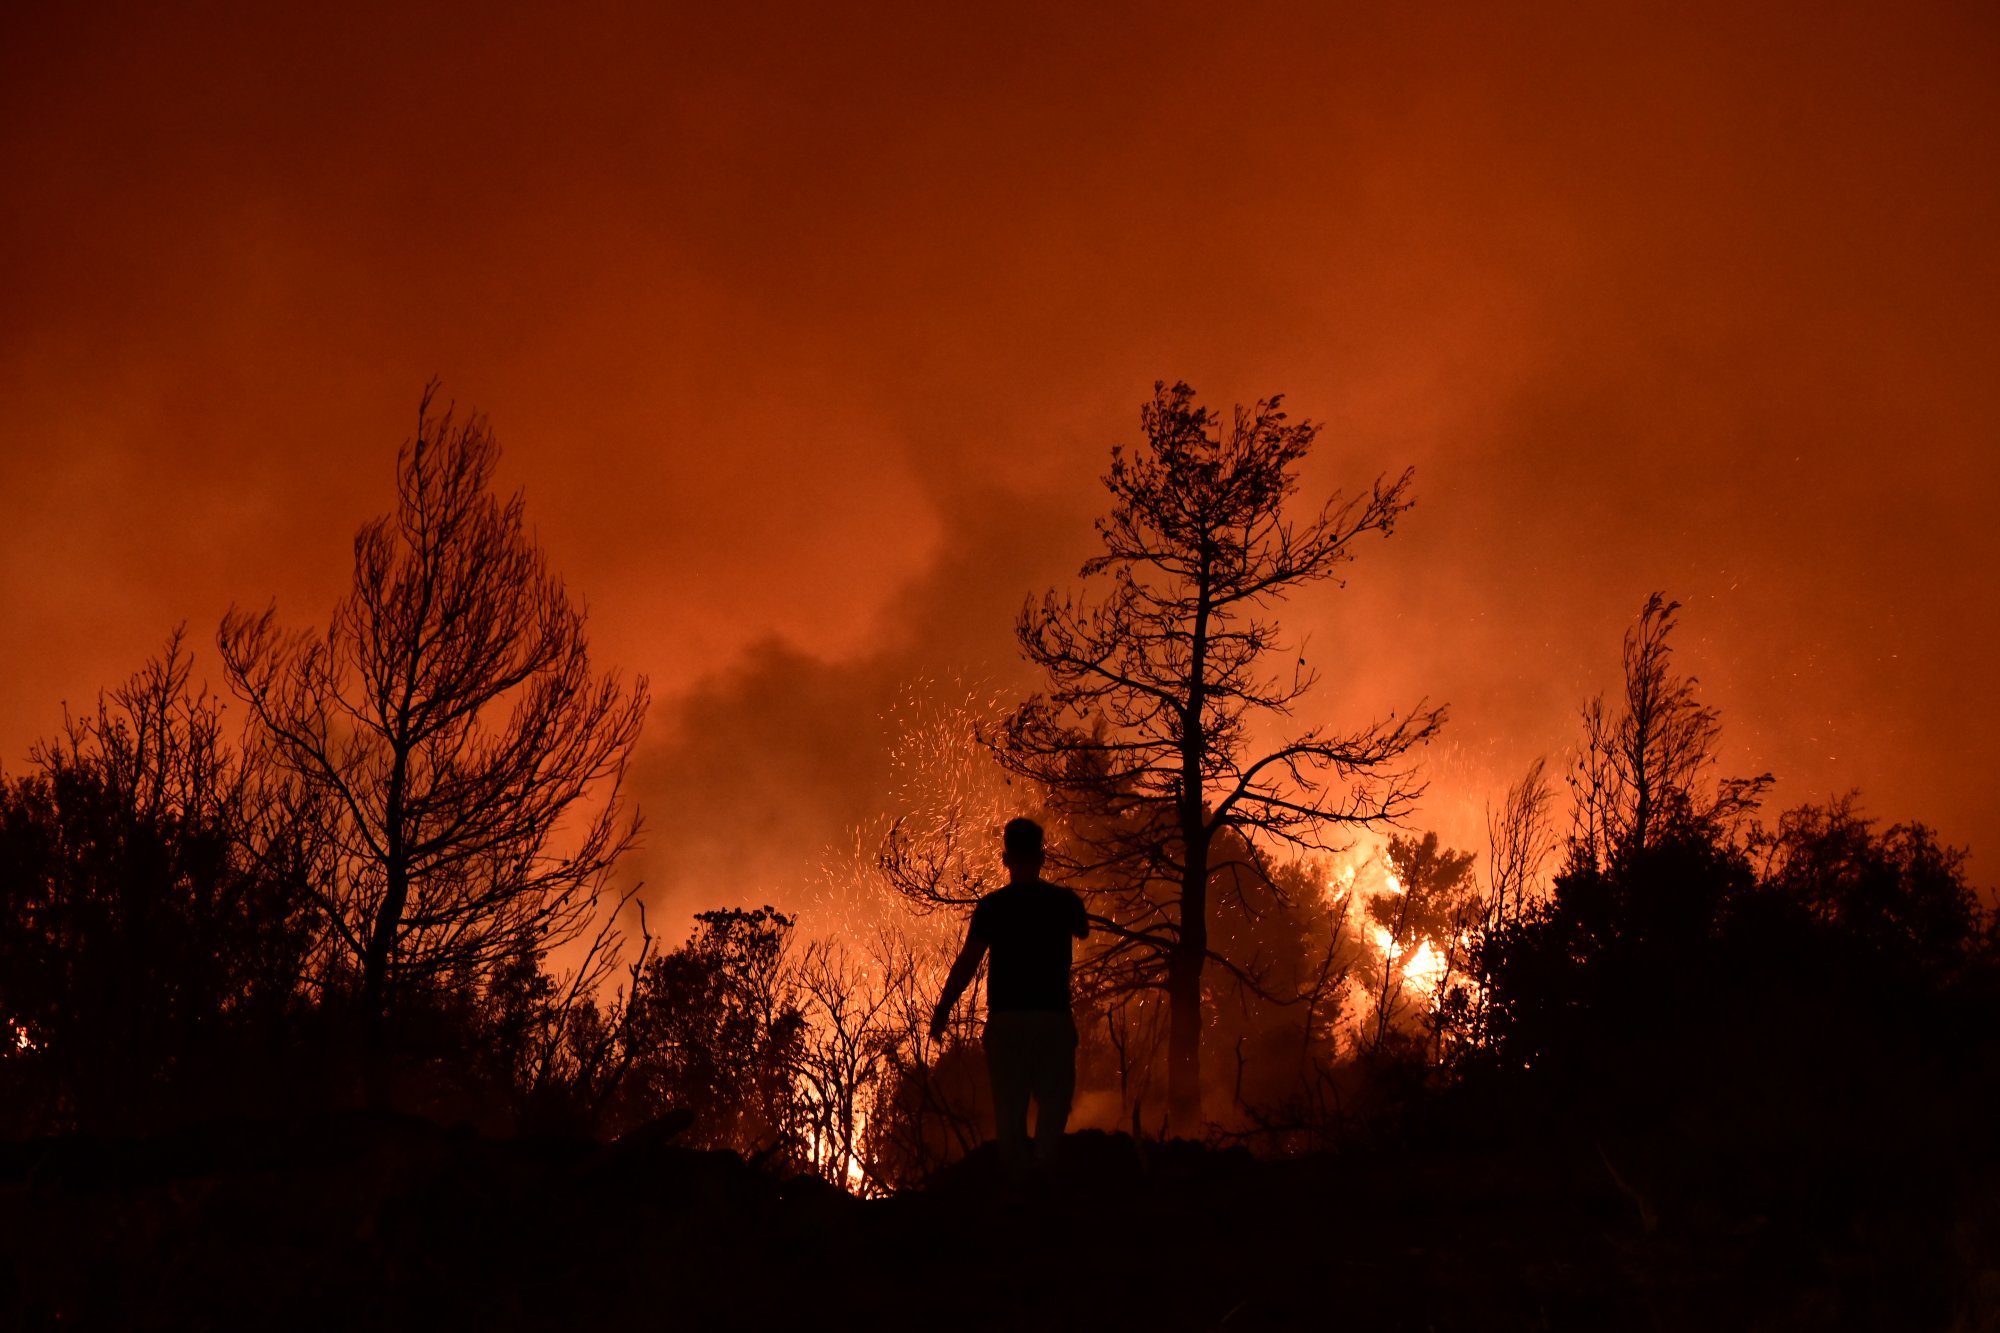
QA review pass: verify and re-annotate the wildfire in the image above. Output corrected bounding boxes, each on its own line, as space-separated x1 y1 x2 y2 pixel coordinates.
804 1108 872 1193
1322 844 1463 1035
1374 928 1449 997
839 1111 871 1192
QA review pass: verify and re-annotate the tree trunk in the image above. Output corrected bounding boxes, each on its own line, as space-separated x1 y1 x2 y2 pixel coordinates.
361 863 407 1042
361 745 412 1047
1168 555 1213 1128
1165 939 1204 1128
1167 848 1208 1128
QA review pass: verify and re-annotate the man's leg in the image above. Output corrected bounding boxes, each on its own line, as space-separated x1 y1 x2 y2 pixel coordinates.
983 1013 1031 1168
1028 1012 1078 1165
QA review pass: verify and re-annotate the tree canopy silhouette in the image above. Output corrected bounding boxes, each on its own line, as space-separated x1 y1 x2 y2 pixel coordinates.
1474 595 1991 1116
0 632 315 1132
218 387 648 1037
993 380 1444 1123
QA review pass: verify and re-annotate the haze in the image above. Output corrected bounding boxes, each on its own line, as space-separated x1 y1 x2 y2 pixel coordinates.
3 0 1994 922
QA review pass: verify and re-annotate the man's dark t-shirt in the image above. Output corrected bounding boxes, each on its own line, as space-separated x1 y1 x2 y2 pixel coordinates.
969 880 1088 1013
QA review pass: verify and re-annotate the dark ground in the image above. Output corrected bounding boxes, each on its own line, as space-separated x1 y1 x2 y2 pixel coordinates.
3 1104 1994 1333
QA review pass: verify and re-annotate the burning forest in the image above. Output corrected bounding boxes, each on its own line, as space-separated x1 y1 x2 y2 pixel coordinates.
3 3 1997 1326
0 376 1993 1330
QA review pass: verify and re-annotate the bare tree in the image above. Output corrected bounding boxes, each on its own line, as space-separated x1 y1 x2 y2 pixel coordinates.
791 936 907 1193
485 897 654 1134
856 922 988 1186
1568 594 1770 870
218 387 649 1036
995 381 1445 1124
1484 757 1555 932
1431 757 1555 1059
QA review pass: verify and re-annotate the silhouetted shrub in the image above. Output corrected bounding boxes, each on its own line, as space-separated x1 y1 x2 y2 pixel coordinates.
0 636 316 1134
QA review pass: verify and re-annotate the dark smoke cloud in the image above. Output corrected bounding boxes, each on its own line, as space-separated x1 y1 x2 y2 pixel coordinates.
629 488 1087 927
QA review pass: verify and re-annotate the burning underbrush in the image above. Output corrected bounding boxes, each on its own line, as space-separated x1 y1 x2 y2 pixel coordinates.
693 821 1509 1199
702 681 1558 1195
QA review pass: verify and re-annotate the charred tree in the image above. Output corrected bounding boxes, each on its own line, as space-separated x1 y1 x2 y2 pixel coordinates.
218 387 648 1041
995 381 1443 1125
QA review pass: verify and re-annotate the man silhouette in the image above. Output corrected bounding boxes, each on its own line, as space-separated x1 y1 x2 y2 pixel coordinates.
930 817 1089 1167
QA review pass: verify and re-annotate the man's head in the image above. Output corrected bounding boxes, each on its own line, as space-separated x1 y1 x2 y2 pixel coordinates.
1002 817 1045 879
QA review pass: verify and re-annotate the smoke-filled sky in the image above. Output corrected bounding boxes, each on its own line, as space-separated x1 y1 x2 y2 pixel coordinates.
4 0 1995 920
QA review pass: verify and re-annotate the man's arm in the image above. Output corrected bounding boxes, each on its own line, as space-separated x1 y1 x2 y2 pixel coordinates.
929 933 988 1040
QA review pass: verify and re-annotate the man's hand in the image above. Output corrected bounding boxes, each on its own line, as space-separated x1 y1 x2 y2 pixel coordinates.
932 933 987 1044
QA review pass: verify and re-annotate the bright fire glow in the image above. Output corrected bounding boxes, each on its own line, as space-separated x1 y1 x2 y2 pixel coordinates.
805 1108 871 1193
1327 842 1464 1035
1375 928 1449 998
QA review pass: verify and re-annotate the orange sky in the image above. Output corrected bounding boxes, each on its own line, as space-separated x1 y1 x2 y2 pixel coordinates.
3 0 1995 919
